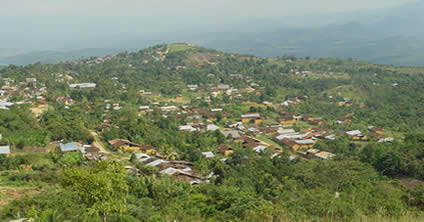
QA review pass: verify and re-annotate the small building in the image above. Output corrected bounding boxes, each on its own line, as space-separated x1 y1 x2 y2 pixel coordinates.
160 106 178 113
201 151 215 160
369 126 384 135
0 145 11 157
345 130 367 141
253 145 267 153
139 144 157 155
281 138 315 151
338 114 354 124
69 83 96 89
217 144 234 156
306 149 320 158
241 113 262 124
217 84 230 90
179 125 198 132
176 94 183 100
221 129 241 139
187 84 198 91
139 106 150 113
278 116 296 125
59 142 80 152
160 167 202 185
314 151 336 160
210 108 223 112
108 139 142 152
378 137 394 143
207 124 220 131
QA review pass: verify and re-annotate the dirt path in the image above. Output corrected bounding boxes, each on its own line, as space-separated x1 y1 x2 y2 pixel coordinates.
89 130 107 153
30 104 48 117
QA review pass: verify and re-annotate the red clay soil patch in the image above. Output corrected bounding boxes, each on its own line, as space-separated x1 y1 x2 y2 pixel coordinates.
399 178 424 188
189 53 214 64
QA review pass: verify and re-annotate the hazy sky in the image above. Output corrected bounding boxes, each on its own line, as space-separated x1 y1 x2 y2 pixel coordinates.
0 0 416 51
2 0 414 18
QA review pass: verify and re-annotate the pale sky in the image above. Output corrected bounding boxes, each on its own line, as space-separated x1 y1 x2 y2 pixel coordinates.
1 0 414 18
0 0 417 51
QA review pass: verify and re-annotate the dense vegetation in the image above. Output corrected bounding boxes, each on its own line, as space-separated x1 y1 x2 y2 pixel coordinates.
0 43 424 221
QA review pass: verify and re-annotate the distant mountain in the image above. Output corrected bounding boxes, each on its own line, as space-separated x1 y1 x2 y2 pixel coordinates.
187 1 424 66
0 48 123 66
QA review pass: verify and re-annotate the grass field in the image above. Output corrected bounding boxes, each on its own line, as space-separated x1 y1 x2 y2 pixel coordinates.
167 43 195 52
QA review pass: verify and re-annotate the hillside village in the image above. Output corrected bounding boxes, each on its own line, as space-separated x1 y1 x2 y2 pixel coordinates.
1 71 397 183
0 43 424 221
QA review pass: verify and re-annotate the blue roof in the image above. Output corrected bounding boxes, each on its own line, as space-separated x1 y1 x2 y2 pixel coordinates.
60 142 80 152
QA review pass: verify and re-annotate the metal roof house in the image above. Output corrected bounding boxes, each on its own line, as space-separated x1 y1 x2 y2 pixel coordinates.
201 152 215 159
59 142 80 152
0 145 11 155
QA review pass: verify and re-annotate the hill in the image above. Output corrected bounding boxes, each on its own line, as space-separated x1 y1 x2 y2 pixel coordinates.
0 43 424 221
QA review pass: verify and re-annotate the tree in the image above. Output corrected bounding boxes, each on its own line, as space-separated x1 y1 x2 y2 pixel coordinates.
63 161 129 221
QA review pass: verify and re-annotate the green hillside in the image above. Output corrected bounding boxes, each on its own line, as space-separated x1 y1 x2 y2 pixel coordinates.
0 43 424 221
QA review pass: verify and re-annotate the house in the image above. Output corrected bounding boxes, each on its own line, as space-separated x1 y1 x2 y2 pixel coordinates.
325 134 336 140
201 151 215 160
338 114 354 124
112 103 120 110
187 84 198 91
369 126 384 135
0 90 7 97
217 144 234 156
345 130 367 141
179 125 198 132
306 149 321 158
278 115 296 125
175 94 183 100
220 129 241 139
160 106 178 113
314 151 336 160
217 84 230 90
135 153 151 162
281 100 296 107
264 127 279 136
0 145 11 157
241 113 262 124
378 137 394 143
69 83 96 89
236 136 263 149
275 132 309 140
278 128 296 134
139 106 150 113
308 119 327 126
207 124 219 131
84 146 108 161
210 108 223 112
26 78 37 83
253 145 267 153
228 122 243 128
139 144 158 155
85 146 100 154
280 138 315 151
160 167 202 184
108 139 142 152
295 139 315 147
59 142 80 152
